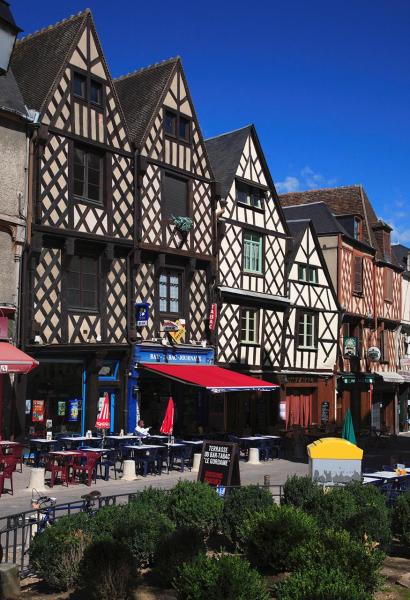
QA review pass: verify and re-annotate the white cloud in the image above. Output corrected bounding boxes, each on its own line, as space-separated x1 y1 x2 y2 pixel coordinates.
276 176 300 193
276 166 337 194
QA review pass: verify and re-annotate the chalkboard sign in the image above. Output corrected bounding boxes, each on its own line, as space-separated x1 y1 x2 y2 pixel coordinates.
197 441 240 493
321 401 330 424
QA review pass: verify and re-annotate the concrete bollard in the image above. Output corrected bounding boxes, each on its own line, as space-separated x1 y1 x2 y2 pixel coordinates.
192 453 201 473
0 564 20 599
122 460 137 481
27 468 46 492
248 447 260 464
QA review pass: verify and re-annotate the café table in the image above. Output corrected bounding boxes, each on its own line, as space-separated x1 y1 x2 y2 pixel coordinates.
364 470 409 480
148 435 169 441
59 436 102 448
0 441 18 446
181 440 204 445
362 476 382 485
261 435 281 440
28 438 58 466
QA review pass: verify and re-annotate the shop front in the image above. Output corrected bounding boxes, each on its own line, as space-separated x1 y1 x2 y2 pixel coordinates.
337 373 375 431
280 373 336 430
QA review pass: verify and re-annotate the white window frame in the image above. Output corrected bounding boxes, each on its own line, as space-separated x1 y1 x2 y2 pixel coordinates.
243 231 263 274
298 264 318 284
241 309 258 344
298 313 316 349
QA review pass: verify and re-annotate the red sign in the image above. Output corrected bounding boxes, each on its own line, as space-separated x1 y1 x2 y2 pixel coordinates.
209 304 217 331
32 400 45 423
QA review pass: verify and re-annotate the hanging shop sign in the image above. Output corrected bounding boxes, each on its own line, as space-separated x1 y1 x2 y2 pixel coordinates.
341 374 375 385
343 336 358 358
367 346 381 362
32 400 45 423
168 319 186 344
161 319 179 332
198 441 240 495
68 399 79 422
209 303 218 331
136 302 150 327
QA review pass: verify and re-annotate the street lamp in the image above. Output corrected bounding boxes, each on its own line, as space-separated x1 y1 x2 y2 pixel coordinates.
0 1 21 76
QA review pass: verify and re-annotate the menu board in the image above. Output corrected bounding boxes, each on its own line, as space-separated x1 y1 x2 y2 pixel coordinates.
321 401 330 424
198 441 240 493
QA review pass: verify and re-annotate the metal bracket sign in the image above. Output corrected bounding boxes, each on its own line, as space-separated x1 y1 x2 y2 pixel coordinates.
343 336 358 358
198 441 240 494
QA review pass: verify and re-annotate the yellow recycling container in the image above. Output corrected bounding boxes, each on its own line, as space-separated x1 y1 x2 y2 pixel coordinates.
307 437 363 484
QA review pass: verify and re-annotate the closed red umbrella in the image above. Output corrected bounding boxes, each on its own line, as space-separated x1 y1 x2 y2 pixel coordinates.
160 396 174 435
95 392 110 430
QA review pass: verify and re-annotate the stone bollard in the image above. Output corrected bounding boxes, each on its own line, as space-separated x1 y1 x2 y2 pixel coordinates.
192 453 201 473
248 447 260 464
27 468 46 492
122 460 137 481
264 474 271 488
0 564 20 599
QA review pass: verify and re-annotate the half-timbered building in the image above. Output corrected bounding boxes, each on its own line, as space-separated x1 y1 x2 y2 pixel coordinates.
205 125 289 433
281 186 403 434
282 218 339 429
11 10 134 435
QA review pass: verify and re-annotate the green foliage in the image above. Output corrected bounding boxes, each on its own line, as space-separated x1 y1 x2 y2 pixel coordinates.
166 481 223 537
222 485 273 548
241 504 318 573
275 565 372 600
115 502 175 568
132 486 169 514
171 215 194 232
154 526 206 588
79 537 135 600
174 553 269 600
29 513 92 590
392 490 410 546
88 504 123 538
282 475 322 511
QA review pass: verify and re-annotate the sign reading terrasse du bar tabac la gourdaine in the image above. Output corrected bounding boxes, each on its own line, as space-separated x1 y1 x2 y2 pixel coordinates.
198 441 240 492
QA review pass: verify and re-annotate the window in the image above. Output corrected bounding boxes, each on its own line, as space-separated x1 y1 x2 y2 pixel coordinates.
241 309 258 344
243 231 263 273
67 256 98 310
354 217 362 241
159 272 181 314
164 110 191 142
298 313 316 348
379 330 389 363
90 80 102 106
236 181 264 209
298 265 318 283
384 269 393 302
352 256 363 294
73 145 103 204
164 174 188 219
73 72 86 99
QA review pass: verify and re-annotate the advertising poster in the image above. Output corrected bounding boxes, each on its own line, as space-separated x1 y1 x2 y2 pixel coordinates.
68 399 79 422
32 400 45 422
57 401 66 416
25 399 31 415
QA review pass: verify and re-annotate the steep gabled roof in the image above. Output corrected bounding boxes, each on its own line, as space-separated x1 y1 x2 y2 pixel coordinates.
392 244 410 274
283 202 348 237
0 69 28 118
114 57 179 147
205 125 251 197
11 10 88 112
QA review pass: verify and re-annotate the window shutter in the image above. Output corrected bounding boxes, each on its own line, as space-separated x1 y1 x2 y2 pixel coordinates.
384 269 393 301
164 174 188 219
353 257 363 293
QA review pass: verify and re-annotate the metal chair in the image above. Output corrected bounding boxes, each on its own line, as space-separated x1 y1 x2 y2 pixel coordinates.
136 447 158 477
171 444 193 472
99 449 119 481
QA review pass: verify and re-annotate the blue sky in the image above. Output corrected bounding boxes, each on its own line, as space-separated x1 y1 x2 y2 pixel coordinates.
13 1 410 243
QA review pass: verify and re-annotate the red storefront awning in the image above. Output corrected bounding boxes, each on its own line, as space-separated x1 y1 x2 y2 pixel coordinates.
0 342 38 374
141 364 279 393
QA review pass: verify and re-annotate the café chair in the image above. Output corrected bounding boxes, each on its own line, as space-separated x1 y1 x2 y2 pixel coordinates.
44 455 70 488
99 449 119 481
73 453 99 486
171 445 193 473
137 447 158 477
156 446 168 475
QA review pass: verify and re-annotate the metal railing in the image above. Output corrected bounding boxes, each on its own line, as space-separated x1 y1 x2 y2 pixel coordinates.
0 484 283 577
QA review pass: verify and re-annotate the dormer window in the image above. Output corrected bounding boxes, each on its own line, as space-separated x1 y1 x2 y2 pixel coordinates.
354 217 362 241
164 109 191 143
236 181 264 209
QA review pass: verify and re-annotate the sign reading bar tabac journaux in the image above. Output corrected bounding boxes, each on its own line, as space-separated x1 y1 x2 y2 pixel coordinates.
198 441 240 494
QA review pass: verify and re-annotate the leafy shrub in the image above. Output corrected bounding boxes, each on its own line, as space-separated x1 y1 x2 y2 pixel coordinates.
293 528 384 594
154 526 206 588
79 537 135 600
88 504 123 538
29 513 92 590
132 486 169 514
241 504 318 573
275 565 372 600
115 502 175 568
392 490 410 546
222 485 273 548
282 475 322 511
166 481 223 537
174 553 269 600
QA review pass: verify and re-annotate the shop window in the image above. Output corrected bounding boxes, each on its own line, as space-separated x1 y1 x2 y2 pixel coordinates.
241 308 258 344
298 265 318 283
67 256 99 310
159 271 181 315
384 269 393 302
243 231 263 273
164 173 188 219
236 180 264 209
73 144 104 204
298 312 316 349
352 256 363 294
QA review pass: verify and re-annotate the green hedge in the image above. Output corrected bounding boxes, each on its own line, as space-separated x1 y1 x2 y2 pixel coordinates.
154 526 206 588
392 489 410 546
166 481 223 537
222 485 273 548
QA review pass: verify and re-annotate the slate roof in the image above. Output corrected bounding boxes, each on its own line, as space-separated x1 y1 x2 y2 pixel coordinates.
282 202 348 237
205 126 251 197
0 69 28 118
392 244 410 273
114 58 179 147
11 10 88 112
286 219 309 266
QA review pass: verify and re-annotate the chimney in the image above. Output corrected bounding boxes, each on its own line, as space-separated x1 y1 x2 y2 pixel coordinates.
372 220 392 261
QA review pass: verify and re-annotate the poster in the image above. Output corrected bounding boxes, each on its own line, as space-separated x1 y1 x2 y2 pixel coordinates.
68 399 79 422
57 401 66 416
32 400 45 423
25 399 31 415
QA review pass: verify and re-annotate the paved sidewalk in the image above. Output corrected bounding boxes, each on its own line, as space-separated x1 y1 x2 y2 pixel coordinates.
0 458 308 517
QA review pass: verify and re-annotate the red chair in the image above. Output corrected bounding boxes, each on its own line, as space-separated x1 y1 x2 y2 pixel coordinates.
73 453 99 486
0 459 17 495
44 455 70 487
